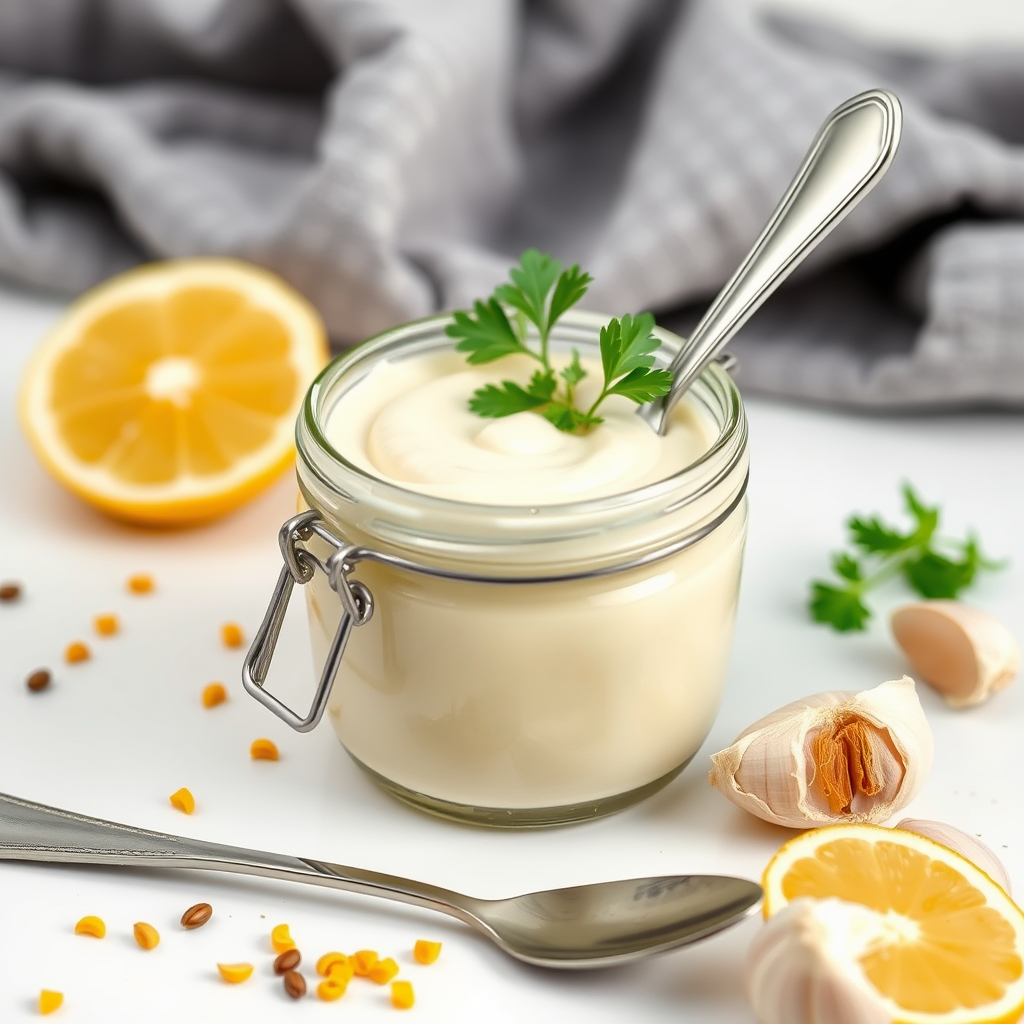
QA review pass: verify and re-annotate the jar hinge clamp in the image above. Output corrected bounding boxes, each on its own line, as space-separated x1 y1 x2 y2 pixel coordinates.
242 510 372 733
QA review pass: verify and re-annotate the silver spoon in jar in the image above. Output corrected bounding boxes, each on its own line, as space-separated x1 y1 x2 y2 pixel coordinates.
0 791 760 969
639 88 902 434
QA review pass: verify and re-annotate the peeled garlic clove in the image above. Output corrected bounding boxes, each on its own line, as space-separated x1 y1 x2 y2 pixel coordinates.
745 899 890 1024
709 677 932 828
896 818 1012 893
891 601 1019 708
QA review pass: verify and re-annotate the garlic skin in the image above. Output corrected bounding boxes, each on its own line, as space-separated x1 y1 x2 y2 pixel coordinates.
709 677 932 828
745 899 891 1024
896 818 1012 893
891 601 1019 708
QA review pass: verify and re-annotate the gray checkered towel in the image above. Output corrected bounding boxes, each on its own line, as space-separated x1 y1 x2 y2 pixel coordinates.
2 0 1024 408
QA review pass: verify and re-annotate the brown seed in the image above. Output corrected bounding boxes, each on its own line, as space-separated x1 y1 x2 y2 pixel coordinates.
274 948 301 974
26 669 51 692
0 582 21 601
283 971 306 999
180 903 213 930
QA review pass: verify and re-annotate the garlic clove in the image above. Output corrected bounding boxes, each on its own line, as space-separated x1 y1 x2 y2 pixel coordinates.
891 600 1019 708
709 677 932 828
896 817 1012 893
745 899 891 1024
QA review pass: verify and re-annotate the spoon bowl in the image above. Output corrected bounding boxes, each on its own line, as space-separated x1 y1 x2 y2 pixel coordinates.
467 873 763 968
0 791 760 969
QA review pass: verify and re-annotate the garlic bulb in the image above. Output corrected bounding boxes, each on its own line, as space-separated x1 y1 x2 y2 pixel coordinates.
891 601 1019 708
709 677 932 828
896 818 1012 893
745 899 891 1024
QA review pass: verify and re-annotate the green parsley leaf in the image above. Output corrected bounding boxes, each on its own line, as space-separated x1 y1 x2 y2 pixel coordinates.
600 313 659 381
542 402 602 432
809 582 871 632
527 369 557 401
469 381 549 418
903 549 977 599
810 483 1005 633
446 299 526 364
606 366 673 403
832 552 863 582
902 483 940 543
548 265 593 328
494 249 563 333
847 515 911 553
559 349 587 386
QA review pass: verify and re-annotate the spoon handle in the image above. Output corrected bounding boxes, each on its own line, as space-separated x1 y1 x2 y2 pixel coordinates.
647 88 902 433
0 790 481 926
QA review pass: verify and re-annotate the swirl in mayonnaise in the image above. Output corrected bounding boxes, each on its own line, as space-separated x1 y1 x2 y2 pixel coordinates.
326 351 714 505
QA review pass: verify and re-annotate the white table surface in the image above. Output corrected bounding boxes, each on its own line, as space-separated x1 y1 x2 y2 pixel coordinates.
0 278 1021 1023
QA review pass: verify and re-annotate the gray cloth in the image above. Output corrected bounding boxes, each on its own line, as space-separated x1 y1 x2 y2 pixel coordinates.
2 0 1024 409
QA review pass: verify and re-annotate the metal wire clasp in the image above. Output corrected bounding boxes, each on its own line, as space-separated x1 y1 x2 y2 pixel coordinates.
242 510 373 732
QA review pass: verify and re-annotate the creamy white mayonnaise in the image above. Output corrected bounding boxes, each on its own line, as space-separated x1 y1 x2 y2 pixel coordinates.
325 351 714 504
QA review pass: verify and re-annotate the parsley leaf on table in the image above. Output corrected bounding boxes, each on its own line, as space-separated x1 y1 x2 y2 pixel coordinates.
810 583 872 633
809 483 1004 632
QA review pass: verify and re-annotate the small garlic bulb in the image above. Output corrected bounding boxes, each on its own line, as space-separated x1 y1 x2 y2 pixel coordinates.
709 677 932 828
745 899 891 1024
891 601 1019 708
896 818 1012 893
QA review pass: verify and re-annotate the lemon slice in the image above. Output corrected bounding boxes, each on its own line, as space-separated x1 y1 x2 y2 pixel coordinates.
19 259 329 525
763 823 1024 1024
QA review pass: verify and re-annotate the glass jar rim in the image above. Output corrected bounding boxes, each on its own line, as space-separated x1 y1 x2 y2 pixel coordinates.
298 310 745 518
295 310 748 575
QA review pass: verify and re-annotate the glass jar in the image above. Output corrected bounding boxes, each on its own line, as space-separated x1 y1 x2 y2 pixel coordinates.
244 310 749 827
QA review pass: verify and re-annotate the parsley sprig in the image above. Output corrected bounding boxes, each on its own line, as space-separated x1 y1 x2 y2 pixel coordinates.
810 483 1005 632
445 249 672 433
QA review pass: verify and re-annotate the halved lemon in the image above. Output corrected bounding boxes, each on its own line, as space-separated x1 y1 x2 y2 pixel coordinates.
19 259 329 525
762 823 1024 1024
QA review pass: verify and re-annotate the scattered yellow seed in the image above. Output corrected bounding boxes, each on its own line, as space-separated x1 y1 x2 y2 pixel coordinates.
127 574 154 594
351 950 379 976
317 978 347 1002
316 951 350 977
220 623 244 648
64 641 90 664
327 959 355 983
413 939 442 965
391 980 415 1010
74 915 106 938
250 738 279 761
217 962 254 984
39 990 63 1015
270 923 295 953
169 788 195 815
133 922 160 950
201 683 227 708
368 957 399 985
93 614 119 637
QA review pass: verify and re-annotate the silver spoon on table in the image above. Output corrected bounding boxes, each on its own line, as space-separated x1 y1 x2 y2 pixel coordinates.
640 88 902 434
0 791 761 969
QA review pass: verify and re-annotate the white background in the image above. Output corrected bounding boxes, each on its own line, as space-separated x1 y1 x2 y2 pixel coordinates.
2 4 1024 1022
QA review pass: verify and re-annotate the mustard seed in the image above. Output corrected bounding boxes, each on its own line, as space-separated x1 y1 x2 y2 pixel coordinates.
26 669 51 692
180 903 213 930
283 971 306 999
274 948 301 974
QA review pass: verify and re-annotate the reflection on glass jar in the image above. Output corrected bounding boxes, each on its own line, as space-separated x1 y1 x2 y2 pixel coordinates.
248 311 749 827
